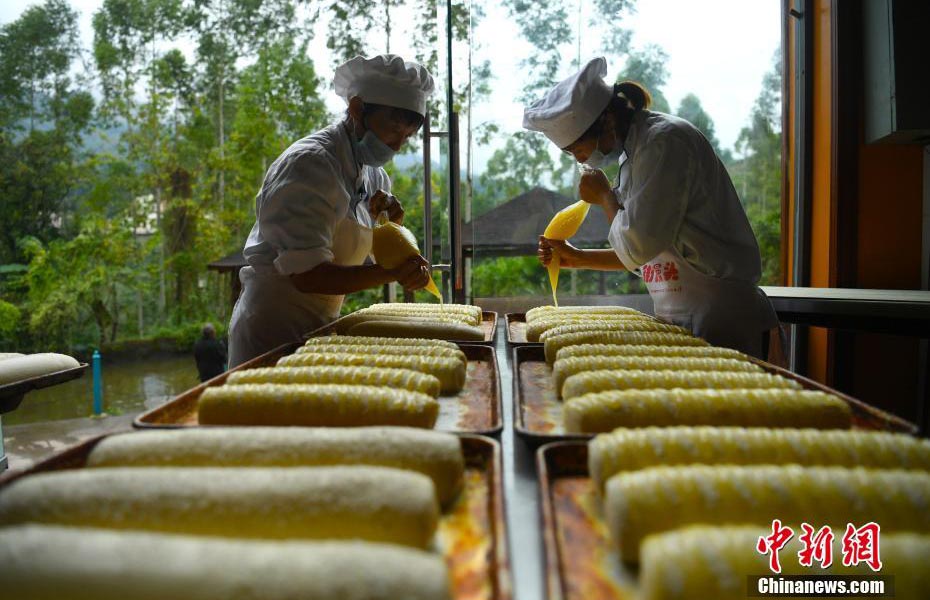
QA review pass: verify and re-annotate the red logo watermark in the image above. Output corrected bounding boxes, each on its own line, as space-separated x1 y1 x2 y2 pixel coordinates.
841 523 882 572
756 521 882 574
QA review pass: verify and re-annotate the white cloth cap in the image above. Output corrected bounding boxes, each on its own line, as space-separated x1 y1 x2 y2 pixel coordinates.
522 57 613 148
334 54 434 117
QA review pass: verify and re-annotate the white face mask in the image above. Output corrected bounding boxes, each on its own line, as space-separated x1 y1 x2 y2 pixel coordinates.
350 111 398 167
582 117 621 169
584 144 622 169
354 129 396 167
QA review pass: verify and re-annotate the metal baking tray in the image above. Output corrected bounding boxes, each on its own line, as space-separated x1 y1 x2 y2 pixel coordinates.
504 313 534 346
306 310 499 345
0 363 89 414
134 342 502 435
537 441 634 600
513 345 918 446
0 433 512 600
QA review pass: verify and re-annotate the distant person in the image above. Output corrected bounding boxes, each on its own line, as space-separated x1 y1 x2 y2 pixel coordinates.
194 323 227 382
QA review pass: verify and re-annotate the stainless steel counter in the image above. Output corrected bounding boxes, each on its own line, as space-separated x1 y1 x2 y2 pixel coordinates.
494 321 545 599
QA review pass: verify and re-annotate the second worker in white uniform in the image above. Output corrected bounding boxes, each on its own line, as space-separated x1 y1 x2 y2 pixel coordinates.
525 57 780 360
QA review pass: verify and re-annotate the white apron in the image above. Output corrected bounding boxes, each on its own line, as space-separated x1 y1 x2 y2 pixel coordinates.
642 246 781 361
228 213 372 367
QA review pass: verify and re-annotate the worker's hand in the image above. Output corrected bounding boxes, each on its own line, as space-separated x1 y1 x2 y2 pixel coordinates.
538 236 584 268
391 254 431 291
578 169 613 207
370 190 404 224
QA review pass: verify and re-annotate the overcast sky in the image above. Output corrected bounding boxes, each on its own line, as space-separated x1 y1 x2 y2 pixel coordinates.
2 0 780 168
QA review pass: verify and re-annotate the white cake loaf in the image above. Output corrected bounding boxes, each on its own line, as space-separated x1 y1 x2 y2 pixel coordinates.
0 525 452 600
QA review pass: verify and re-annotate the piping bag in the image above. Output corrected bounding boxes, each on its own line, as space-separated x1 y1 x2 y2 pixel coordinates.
542 200 591 307
371 214 442 302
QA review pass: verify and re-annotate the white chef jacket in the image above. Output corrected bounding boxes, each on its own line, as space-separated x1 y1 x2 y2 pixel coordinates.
608 110 763 283
243 122 389 275
228 122 389 367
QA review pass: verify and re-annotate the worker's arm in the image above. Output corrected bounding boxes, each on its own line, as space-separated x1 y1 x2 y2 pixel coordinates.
538 237 627 271
290 255 430 295
540 169 623 270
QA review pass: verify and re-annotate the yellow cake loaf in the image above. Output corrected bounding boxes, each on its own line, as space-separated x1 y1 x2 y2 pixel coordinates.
0 466 440 548
525 305 644 322
276 353 466 393
605 465 930 562
198 384 440 428
545 331 709 364
554 343 749 362
348 319 485 342
225 366 442 397
552 356 762 396
640 526 930 600
589 426 930 490
334 311 472 333
561 369 801 400
537 321 690 344
563 389 853 433
304 334 459 351
525 314 655 342
294 342 466 363
365 302 482 325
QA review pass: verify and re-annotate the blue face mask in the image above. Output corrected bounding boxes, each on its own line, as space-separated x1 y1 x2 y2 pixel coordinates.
354 129 396 167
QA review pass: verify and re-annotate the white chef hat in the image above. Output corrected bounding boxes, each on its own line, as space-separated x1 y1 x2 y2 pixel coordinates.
334 54 435 117
522 57 613 148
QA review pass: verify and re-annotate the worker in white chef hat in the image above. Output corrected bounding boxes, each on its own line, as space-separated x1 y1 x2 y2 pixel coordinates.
524 57 783 361
228 54 435 367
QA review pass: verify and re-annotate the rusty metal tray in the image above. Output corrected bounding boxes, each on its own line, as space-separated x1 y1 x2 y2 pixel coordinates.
134 342 502 435
504 313 535 346
306 310 499 345
0 363 89 414
537 441 634 600
513 345 918 446
0 433 512 600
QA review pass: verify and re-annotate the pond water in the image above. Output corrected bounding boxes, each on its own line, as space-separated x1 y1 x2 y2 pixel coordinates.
4 354 201 426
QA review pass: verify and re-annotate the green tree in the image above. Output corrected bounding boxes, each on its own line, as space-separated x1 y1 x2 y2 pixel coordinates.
475 132 574 214
471 256 547 298
481 0 648 218
92 0 189 323
0 0 93 263
732 51 783 284
676 92 731 161
620 44 670 112
227 35 330 230
325 0 378 64
189 0 298 210
502 0 571 101
0 299 20 346
0 0 82 131
21 215 142 350
591 0 635 57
